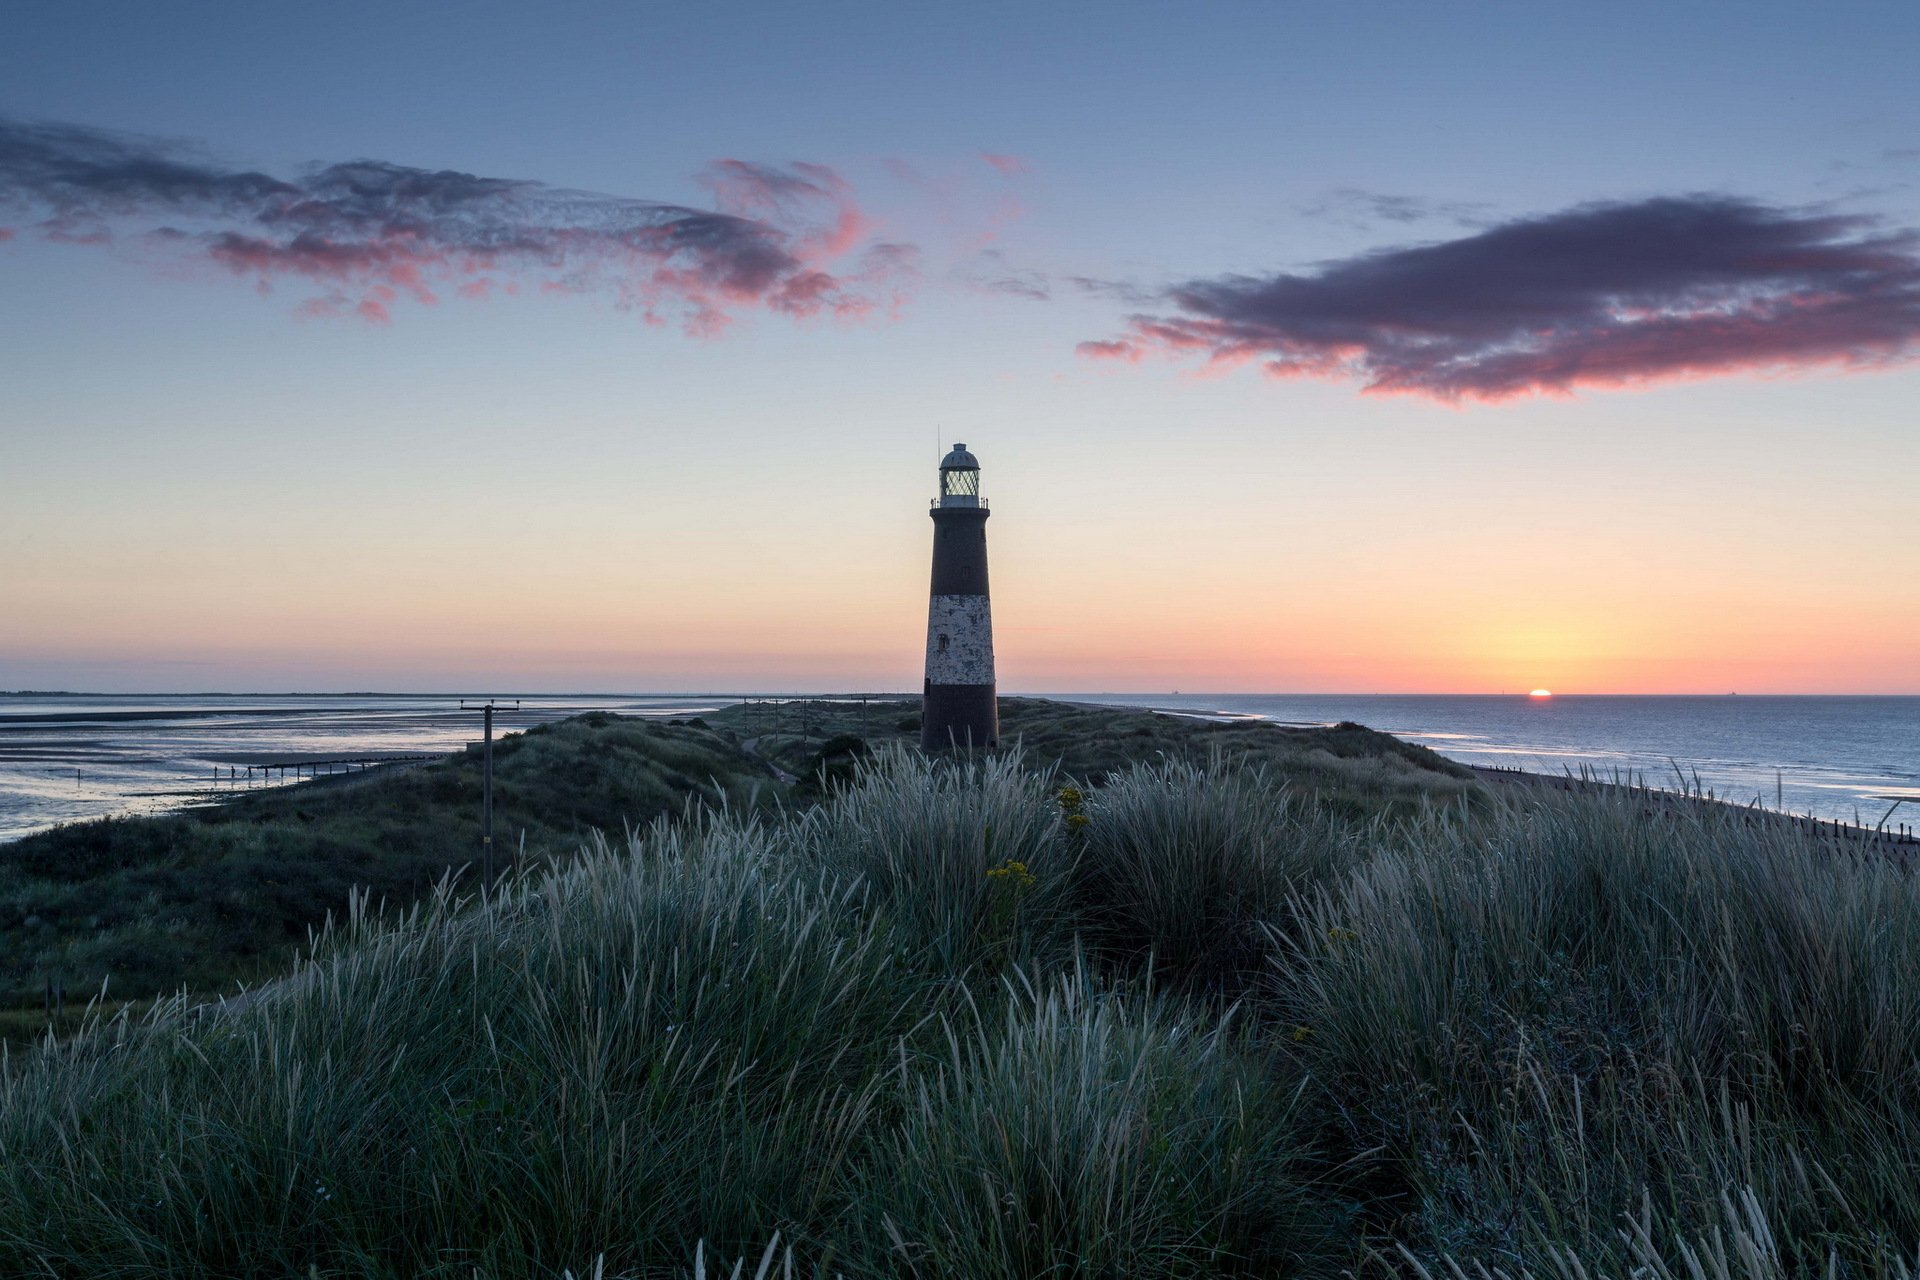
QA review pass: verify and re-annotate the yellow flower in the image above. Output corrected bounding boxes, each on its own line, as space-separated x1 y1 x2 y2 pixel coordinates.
1064 813 1091 832
987 858 1037 890
1056 786 1085 813
1291 1025 1315 1044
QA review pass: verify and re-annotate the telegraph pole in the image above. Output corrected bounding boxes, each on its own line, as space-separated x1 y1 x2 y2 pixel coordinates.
461 698 519 884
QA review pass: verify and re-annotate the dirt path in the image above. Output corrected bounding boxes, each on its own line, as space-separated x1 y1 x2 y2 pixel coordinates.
739 736 799 785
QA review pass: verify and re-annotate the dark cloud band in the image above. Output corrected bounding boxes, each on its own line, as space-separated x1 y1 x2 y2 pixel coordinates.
0 118 907 330
1080 196 1920 401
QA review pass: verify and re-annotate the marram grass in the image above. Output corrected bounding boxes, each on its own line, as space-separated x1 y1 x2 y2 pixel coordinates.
859 964 1303 1278
2 748 1919 1276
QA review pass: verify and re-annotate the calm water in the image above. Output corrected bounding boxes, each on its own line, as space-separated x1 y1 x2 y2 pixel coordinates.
1076 694 1920 827
2 692 1916 842
0 694 733 842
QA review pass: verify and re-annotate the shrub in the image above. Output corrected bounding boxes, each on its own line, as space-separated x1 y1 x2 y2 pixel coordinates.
793 735 873 804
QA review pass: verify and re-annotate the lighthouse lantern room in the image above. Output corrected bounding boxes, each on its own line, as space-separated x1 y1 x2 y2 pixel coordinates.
941 458 980 502
922 443 998 750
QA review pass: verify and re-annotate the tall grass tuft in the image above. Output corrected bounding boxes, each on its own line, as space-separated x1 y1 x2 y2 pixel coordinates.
0 812 920 1277
1077 756 1355 989
1277 788 1920 1271
792 746 1074 974
861 964 1305 1278
1378 1184 1920 1280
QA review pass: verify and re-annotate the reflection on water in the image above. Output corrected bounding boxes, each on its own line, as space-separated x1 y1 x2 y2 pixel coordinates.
0 695 735 842
1077 693 1920 828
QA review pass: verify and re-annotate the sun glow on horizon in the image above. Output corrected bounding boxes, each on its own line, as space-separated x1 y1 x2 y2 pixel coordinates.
1529 688 1554 698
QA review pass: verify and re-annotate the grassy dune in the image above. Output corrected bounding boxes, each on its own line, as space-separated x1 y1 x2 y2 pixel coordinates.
0 699 1458 1034
714 696 1479 817
0 714 777 1027
4 721 1918 1276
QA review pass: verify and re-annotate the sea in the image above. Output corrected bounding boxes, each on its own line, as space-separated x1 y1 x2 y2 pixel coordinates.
1078 693 1920 829
1 692 1916 843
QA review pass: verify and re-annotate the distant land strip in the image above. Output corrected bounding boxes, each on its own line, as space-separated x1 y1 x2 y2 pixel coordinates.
0 707 346 724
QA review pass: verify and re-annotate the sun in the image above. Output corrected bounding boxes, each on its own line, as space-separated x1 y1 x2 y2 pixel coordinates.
1528 688 1553 699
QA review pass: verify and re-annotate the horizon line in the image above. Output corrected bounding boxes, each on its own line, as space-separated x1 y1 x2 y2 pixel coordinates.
4 689 1919 700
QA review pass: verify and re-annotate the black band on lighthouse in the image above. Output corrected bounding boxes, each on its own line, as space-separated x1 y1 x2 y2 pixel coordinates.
922 682 997 749
928 508 991 596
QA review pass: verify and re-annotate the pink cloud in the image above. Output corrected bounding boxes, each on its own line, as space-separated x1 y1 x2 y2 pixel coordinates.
0 118 915 334
1086 196 1920 402
981 153 1029 177
701 158 877 268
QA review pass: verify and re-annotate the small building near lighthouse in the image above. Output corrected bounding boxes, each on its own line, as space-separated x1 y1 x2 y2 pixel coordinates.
922 443 998 750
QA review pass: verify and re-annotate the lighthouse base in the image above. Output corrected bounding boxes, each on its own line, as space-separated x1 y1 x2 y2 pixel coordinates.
921 682 998 751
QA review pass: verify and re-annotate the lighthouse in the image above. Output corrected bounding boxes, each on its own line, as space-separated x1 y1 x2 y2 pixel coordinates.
922 443 998 750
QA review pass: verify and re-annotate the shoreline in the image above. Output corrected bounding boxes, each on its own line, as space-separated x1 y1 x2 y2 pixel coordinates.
4 695 1917 848
1071 694 1919 830
1073 698 1920 852
1468 759 1920 850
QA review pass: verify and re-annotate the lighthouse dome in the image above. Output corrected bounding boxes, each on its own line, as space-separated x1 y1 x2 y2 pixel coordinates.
939 443 979 470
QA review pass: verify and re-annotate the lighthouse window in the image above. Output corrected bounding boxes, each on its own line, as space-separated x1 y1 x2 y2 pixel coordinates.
942 469 979 497
938 634 950 652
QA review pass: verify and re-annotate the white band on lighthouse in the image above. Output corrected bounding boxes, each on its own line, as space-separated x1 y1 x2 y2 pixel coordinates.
925 594 995 684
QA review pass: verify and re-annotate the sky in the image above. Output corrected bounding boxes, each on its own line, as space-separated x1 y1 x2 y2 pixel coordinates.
3 0 1918 694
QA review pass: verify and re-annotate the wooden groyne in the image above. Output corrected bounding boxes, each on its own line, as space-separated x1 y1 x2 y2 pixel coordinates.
206 753 440 783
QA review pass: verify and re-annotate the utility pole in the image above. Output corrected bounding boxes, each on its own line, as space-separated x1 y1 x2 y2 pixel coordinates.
461 698 520 884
